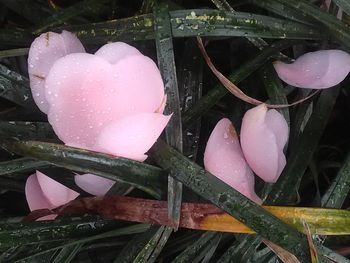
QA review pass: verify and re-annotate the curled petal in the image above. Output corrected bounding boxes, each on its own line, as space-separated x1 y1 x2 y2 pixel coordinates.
95 42 141 64
95 113 171 161
241 105 289 183
28 30 85 113
273 50 350 89
25 171 79 211
204 118 261 203
74 174 115 196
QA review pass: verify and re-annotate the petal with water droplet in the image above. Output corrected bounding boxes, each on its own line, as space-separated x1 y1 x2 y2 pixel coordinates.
273 50 350 89
28 30 85 113
204 118 261 203
95 113 171 161
240 105 288 183
95 42 141 64
74 174 115 196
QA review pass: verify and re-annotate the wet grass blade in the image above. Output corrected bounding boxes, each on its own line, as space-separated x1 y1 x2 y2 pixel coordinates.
154 4 183 230
321 152 350 208
12 224 150 262
183 40 298 127
332 0 350 16
0 64 36 109
0 29 33 46
33 0 108 34
1 140 165 199
0 121 56 141
0 48 29 58
173 232 222 263
0 157 48 176
51 243 84 263
150 140 310 261
272 0 350 50
0 0 53 24
0 216 120 247
251 0 314 25
267 87 340 204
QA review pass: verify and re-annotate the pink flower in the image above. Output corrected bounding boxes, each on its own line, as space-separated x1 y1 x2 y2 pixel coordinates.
240 104 289 183
28 32 170 196
204 118 262 204
273 50 350 89
25 171 79 219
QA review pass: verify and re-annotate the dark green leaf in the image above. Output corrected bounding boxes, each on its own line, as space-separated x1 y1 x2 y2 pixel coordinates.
1 141 166 199
0 157 48 176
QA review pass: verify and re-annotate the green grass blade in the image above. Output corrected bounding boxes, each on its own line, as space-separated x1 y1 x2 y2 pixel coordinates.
272 0 350 50
251 0 314 25
183 40 297 127
0 48 29 58
0 29 33 46
154 3 183 229
150 140 310 262
0 64 36 109
267 87 340 204
0 121 56 141
0 217 120 247
0 157 48 176
33 0 108 34
321 152 350 208
51 243 84 263
172 232 222 263
332 0 350 16
1 140 165 199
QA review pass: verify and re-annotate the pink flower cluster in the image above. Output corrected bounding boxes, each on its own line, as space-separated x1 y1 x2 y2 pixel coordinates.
26 31 170 214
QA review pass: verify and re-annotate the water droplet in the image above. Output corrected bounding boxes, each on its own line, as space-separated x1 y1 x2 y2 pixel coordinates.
223 132 228 139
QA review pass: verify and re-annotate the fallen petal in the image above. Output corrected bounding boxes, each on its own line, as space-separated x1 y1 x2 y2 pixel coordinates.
74 174 115 196
273 50 350 89
204 118 261 203
95 113 171 161
240 105 288 183
28 30 85 113
37 214 58 221
25 173 53 211
36 171 79 208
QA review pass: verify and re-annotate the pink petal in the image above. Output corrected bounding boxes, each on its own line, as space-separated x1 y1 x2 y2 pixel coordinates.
74 174 115 196
94 113 171 161
273 50 350 89
28 30 85 113
25 173 54 211
36 171 79 208
46 52 165 148
95 42 141 64
203 118 261 204
240 104 288 183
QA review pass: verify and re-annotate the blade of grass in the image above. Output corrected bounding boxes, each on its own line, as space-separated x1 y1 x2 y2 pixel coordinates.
0 140 165 199
33 0 108 34
0 216 120 247
51 243 84 263
272 0 350 50
0 48 29 58
0 157 48 176
321 152 350 208
332 0 350 16
154 4 183 229
12 224 150 262
250 0 314 25
172 232 222 263
150 140 310 261
183 40 298 127
0 64 36 109
0 29 33 46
